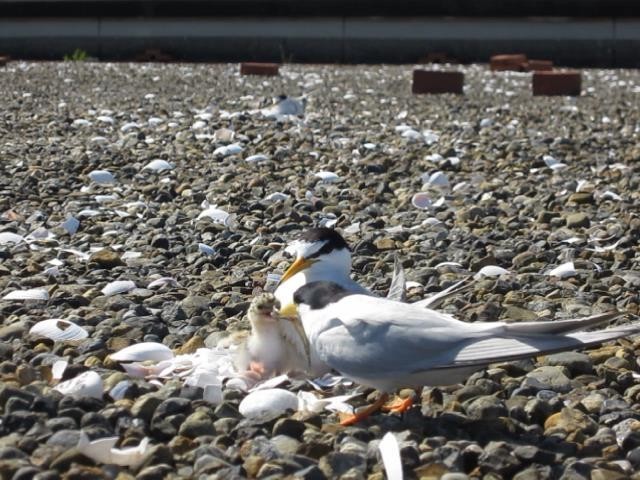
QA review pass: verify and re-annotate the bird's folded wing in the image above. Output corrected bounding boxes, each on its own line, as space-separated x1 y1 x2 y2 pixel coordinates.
500 311 621 335
442 321 640 369
279 319 311 369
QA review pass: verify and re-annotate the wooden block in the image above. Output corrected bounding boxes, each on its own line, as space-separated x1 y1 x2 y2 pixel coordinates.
532 70 581 96
524 60 553 72
412 70 464 94
240 62 279 76
490 54 527 72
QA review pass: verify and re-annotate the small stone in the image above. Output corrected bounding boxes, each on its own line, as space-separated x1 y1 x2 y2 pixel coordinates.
131 394 164 422
150 235 170 249
543 352 593 376
174 336 205 355
522 366 573 393
318 452 366 478
544 407 598 436
374 238 395 251
88 249 123 268
565 212 590 229
272 418 306 440
465 395 507 420
568 192 594 205
178 411 216 438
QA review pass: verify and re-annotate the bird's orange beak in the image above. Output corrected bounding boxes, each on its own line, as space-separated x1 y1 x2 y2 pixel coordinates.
279 303 298 318
279 257 316 284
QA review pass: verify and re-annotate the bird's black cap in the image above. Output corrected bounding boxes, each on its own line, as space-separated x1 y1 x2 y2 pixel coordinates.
293 281 352 310
299 228 350 259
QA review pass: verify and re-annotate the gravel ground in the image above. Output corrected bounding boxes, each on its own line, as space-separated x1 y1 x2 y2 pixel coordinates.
1 61 640 480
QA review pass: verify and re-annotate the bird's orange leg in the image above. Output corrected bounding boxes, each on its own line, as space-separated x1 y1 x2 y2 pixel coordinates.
381 395 414 413
339 393 389 426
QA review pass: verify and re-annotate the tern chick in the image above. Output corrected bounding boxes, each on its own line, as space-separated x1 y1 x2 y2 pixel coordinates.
243 292 310 378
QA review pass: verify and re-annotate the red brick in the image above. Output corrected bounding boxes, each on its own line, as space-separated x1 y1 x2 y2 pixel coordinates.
524 60 554 72
532 70 581 96
412 70 464 94
490 54 528 72
240 62 279 76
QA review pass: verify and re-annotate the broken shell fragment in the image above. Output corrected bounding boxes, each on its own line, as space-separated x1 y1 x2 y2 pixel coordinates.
110 342 174 363
55 371 103 399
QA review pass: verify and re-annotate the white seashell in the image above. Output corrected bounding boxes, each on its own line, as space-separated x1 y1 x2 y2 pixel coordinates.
0 232 24 245
2 288 49 301
110 342 174 362
422 130 439 145
379 432 403 480
297 391 356 414
109 380 131 400
474 265 511 279
77 209 102 218
547 261 576 279
446 156 461 167
479 118 494 128
422 171 449 187
72 119 92 127
143 159 174 172
30 319 88 341
245 154 269 163
598 191 622 201
144 93 155 100
213 143 243 157
120 251 142 260
401 129 423 141
90 136 108 144
264 192 290 202
363 143 376 150
406 280 423 289
61 216 80 235
425 153 444 163
88 170 116 184
77 431 150 468
435 261 463 269
198 243 215 255
197 206 235 227
97 115 114 124
543 155 567 171
55 371 103 399
192 120 207 130
315 171 340 183
120 122 139 132
239 388 299 422
147 277 180 289
394 125 412 133
319 217 338 228
148 117 164 126
95 194 118 203
101 280 136 296
411 192 431 209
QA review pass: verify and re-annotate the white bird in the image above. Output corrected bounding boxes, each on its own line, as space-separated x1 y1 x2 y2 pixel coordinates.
285 281 640 425
262 95 306 118
273 227 469 375
237 292 310 378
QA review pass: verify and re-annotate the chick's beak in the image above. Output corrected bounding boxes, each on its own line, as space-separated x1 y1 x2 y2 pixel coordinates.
279 303 299 318
280 257 316 284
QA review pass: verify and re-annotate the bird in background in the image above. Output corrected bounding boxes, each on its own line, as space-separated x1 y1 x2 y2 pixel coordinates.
285 281 640 425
